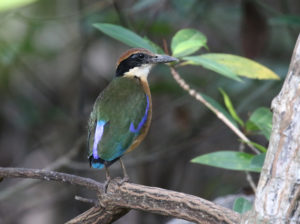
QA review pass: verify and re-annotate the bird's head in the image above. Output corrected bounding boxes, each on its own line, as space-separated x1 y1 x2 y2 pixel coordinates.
115 48 178 79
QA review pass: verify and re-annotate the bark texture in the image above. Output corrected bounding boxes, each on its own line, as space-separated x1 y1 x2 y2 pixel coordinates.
242 35 300 223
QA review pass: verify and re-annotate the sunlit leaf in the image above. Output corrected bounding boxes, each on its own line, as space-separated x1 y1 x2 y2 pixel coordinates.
191 151 261 172
183 55 241 81
171 29 207 57
242 140 267 153
219 88 244 126
93 23 158 53
0 0 37 12
248 107 272 140
200 92 238 128
199 53 280 80
233 197 252 214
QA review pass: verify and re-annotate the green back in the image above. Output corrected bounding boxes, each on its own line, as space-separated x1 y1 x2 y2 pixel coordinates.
88 76 148 160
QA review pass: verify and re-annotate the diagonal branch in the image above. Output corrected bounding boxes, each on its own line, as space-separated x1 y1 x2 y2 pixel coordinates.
0 167 241 224
169 67 260 155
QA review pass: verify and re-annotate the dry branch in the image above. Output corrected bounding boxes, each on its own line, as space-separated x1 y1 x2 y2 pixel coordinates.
0 167 241 224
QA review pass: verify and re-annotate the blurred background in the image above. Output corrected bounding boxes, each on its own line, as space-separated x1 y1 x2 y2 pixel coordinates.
0 0 299 223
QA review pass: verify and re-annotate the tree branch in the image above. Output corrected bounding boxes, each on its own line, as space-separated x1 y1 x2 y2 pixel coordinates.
0 167 241 224
0 167 103 191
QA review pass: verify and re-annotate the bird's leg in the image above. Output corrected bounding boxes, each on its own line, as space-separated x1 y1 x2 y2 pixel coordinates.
118 158 129 185
104 165 111 193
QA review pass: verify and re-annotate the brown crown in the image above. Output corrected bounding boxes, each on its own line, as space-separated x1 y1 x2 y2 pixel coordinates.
116 48 155 67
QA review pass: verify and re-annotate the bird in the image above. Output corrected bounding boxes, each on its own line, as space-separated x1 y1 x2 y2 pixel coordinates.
87 48 178 185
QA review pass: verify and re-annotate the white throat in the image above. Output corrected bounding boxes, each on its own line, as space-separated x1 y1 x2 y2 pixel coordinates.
124 64 153 80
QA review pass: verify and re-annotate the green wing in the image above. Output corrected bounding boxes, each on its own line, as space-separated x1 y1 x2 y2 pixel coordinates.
88 77 148 161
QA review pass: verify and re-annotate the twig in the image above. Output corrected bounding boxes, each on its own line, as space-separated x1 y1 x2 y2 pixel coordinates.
0 167 241 224
239 142 257 193
75 195 99 206
170 67 260 154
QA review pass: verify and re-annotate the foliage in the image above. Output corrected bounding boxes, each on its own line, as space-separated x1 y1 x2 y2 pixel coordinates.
190 53 279 80
233 197 253 214
93 23 159 53
246 107 273 140
171 28 207 57
0 0 37 12
191 151 262 172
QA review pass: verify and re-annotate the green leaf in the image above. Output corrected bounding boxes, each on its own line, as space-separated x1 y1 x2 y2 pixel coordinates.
251 153 266 169
183 55 242 81
0 0 37 12
270 15 300 27
200 92 238 128
243 141 267 153
248 107 272 140
171 29 207 57
199 53 280 80
191 151 261 172
93 23 158 53
233 197 252 214
245 120 260 132
219 88 244 126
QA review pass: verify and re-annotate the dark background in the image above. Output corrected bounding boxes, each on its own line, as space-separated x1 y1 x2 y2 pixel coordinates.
0 0 299 223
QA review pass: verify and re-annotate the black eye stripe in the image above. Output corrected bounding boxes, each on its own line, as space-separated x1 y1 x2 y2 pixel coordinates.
116 53 149 76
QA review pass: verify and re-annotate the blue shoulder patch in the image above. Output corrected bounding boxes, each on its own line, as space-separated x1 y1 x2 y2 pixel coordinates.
129 95 149 133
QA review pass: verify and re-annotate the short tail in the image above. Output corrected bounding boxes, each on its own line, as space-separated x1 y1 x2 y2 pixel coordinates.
89 157 105 169
89 156 120 170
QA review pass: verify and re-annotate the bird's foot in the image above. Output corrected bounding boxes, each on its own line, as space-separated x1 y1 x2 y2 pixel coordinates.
104 177 111 193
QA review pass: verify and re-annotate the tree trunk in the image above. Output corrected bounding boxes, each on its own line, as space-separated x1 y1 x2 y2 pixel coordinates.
242 35 300 223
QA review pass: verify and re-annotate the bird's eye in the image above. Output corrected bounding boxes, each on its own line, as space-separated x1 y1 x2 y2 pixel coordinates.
130 53 145 60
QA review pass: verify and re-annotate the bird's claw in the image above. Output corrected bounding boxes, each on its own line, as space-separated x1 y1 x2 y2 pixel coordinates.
117 176 129 186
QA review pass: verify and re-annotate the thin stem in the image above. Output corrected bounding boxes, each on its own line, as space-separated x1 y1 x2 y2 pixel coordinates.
170 67 260 154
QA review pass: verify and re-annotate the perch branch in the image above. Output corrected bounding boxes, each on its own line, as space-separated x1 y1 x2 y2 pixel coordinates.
0 167 241 224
